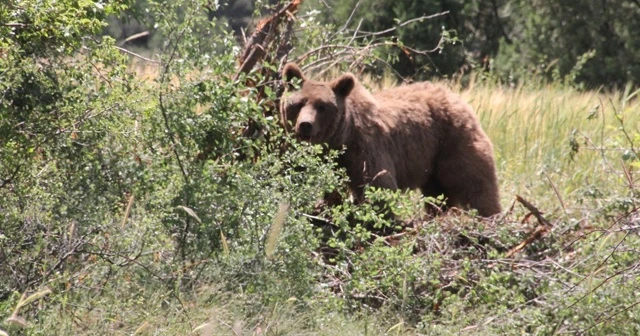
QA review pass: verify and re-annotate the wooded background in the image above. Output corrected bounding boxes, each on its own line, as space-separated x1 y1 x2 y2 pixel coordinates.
107 0 640 87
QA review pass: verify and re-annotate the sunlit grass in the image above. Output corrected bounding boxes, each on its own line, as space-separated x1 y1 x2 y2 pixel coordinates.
451 76 640 217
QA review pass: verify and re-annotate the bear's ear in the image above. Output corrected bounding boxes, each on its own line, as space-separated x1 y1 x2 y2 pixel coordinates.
282 63 305 89
332 73 356 97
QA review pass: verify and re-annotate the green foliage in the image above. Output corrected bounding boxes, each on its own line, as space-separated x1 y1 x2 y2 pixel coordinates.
492 0 640 88
1 0 345 332
2 0 640 335
1 0 137 299
305 0 640 87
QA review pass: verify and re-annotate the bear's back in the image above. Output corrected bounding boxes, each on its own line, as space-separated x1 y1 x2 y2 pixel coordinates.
368 81 459 123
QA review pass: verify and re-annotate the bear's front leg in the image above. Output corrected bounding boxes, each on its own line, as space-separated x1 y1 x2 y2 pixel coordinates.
346 162 398 203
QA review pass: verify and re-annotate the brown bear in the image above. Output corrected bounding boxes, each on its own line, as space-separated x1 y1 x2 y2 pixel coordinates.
280 63 501 217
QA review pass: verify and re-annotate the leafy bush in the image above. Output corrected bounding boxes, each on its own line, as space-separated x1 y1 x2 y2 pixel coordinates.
1 0 345 333
2 1 640 335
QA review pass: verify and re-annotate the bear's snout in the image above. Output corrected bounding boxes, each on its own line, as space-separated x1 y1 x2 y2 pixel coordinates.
298 121 313 137
295 115 318 141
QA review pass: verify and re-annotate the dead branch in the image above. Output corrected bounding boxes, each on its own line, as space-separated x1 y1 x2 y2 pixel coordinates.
355 12 449 37
234 44 266 81
581 299 640 334
119 31 151 46
505 225 548 258
505 195 553 258
114 46 161 64
291 10 450 79
545 173 566 214
234 0 302 80
515 195 553 228
2 23 28 28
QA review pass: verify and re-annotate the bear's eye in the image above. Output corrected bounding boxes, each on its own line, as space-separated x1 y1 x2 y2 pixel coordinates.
289 101 304 111
315 103 326 113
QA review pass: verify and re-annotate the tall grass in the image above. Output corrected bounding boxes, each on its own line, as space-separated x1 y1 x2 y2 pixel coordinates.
451 76 640 216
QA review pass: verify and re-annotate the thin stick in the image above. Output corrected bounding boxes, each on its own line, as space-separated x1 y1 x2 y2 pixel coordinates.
515 195 553 228
114 46 161 64
355 12 449 37
121 31 150 45
120 193 135 229
505 225 548 258
545 173 566 215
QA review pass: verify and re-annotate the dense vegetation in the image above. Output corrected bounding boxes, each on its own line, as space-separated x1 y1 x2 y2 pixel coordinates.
107 0 640 87
320 0 640 87
1 0 639 335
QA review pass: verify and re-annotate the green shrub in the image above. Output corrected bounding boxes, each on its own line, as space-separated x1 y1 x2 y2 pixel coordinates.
2 1 640 335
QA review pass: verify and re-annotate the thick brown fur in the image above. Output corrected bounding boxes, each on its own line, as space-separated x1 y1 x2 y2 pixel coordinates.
280 63 502 217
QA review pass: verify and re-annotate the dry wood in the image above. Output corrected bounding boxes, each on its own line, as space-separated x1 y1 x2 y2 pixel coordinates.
234 0 302 80
120 31 150 45
505 195 553 258
505 225 548 258
515 195 553 228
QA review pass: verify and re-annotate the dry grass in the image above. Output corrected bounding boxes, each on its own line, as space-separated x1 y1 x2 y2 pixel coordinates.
450 76 639 215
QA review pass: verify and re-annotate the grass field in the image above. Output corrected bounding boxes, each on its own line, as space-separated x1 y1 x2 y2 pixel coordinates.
3 67 639 335
468 79 639 214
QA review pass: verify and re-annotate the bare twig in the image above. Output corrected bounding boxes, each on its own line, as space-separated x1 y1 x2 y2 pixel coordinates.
505 196 553 258
114 46 160 64
545 173 567 214
515 195 553 228
620 158 635 191
2 23 28 27
505 225 548 258
337 0 361 34
355 12 449 37
120 193 135 229
302 213 335 226
120 31 150 45
564 231 631 309
582 299 640 334
292 10 449 80
610 97 639 159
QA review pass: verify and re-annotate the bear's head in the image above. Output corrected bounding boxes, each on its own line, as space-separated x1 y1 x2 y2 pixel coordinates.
280 63 356 145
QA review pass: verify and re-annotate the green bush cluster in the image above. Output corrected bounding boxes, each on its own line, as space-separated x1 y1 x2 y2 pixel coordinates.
2 0 640 335
1 0 346 332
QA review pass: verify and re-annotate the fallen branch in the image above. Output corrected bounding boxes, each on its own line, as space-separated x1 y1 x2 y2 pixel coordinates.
515 195 553 228
120 31 150 45
505 195 553 258
505 225 548 258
